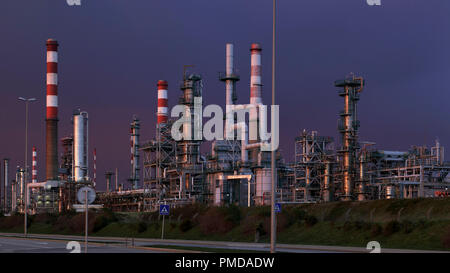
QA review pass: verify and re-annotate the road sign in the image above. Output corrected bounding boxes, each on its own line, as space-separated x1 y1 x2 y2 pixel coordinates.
159 204 170 216
275 203 281 213
77 187 96 204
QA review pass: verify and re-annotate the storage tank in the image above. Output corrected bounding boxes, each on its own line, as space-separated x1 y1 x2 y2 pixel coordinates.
386 186 395 199
73 110 89 182
255 168 274 205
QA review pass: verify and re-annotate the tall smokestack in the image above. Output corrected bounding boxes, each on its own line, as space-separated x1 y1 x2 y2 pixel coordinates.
157 80 168 125
226 43 234 106
46 39 59 181
220 43 240 137
32 147 37 183
249 43 262 163
250 43 262 105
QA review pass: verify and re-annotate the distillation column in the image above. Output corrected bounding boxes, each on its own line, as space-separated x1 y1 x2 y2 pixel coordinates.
130 117 140 189
335 75 364 201
179 74 203 197
3 159 9 212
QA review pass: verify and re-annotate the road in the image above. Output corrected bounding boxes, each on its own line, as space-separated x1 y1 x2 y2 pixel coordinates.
0 235 182 253
0 233 447 253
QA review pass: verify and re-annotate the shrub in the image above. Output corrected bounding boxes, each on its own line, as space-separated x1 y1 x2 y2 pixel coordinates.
179 219 193 232
198 207 234 235
93 210 118 232
370 223 383 237
291 208 307 223
223 205 241 224
0 215 23 229
305 215 318 227
441 227 450 249
33 213 57 225
137 221 147 233
241 215 263 236
401 220 414 234
383 220 401 236
276 214 290 232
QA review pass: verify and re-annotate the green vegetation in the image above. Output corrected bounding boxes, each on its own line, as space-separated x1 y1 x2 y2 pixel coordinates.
2 198 450 251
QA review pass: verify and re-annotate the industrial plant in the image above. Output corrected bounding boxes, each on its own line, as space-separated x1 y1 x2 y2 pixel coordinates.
1 39 450 215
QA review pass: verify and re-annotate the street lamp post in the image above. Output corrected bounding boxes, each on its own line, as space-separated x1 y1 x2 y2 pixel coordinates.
18 97 36 238
270 0 277 254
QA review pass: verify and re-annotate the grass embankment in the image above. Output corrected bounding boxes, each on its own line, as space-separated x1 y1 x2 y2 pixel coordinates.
2 198 450 251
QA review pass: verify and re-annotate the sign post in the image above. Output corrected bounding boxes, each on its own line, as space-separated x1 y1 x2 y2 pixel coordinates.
77 187 96 254
159 202 170 239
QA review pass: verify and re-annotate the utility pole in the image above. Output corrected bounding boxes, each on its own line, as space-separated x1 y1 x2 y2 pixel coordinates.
85 189 88 253
18 97 36 238
270 0 277 254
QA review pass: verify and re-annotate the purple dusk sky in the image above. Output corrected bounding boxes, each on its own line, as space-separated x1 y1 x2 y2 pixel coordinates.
0 0 449 190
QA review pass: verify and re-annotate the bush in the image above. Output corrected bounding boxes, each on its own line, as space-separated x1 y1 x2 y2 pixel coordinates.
241 215 263 236
370 223 383 237
0 215 23 229
305 215 318 227
256 222 266 236
137 221 147 233
441 227 450 249
223 205 241 224
276 214 290 232
198 207 234 235
93 210 118 232
401 220 414 234
291 208 307 223
179 219 193 232
383 220 401 236
33 213 57 225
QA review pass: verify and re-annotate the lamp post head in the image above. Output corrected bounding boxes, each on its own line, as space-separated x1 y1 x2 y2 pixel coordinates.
18 97 37 102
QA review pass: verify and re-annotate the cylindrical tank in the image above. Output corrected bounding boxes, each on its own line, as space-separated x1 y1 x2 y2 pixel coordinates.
255 168 273 205
73 110 89 182
386 186 395 199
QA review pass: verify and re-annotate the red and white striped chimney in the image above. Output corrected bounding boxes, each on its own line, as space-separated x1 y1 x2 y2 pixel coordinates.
250 43 262 105
32 147 37 183
157 80 169 125
46 39 59 181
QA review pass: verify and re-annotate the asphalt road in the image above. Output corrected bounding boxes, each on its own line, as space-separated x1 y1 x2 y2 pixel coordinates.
0 233 447 253
0 236 169 253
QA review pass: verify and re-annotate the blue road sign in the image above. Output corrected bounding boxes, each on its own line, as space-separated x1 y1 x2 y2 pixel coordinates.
160 204 170 216
275 203 281 213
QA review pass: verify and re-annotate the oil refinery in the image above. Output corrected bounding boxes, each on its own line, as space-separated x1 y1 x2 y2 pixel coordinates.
1 39 449 215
